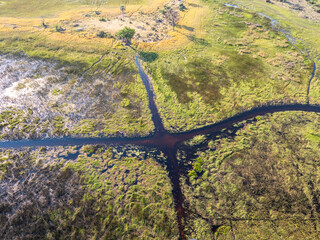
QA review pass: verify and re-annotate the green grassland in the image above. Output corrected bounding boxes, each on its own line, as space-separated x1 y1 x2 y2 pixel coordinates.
235 0 320 58
0 146 179 239
240 0 320 107
181 111 320 239
0 0 85 17
226 0 320 113
143 0 314 132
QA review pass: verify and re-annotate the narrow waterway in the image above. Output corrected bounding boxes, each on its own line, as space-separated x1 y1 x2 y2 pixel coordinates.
134 56 186 240
135 56 165 134
2 104 320 149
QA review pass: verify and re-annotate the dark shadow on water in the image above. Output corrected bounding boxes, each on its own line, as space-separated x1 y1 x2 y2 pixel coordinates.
138 51 158 62
188 35 211 46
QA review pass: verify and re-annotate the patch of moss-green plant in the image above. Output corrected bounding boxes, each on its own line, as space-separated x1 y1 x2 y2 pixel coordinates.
181 111 320 239
143 0 313 132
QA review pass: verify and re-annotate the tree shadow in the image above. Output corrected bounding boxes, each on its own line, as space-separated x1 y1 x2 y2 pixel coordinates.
138 51 158 62
188 3 202 8
178 25 195 32
188 35 211 46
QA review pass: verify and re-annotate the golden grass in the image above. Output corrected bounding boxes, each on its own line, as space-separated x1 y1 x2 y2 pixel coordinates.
137 0 210 51
0 0 208 54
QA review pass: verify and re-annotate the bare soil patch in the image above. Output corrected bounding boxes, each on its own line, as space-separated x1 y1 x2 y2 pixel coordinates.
271 0 320 22
56 0 181 42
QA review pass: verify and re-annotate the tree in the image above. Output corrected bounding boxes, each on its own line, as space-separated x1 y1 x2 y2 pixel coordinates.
165 8 180 31
120 5 126 14
55 25 65 32
116 27 135 45
41 17 48 28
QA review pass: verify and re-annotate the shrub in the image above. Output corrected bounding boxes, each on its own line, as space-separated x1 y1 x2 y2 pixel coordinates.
121 98 131 108
55 25 65 32
179 3 187 11
97 31 107 38
160 9 166 15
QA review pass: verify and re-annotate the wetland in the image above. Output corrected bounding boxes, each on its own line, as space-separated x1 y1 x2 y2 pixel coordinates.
1 0 320 239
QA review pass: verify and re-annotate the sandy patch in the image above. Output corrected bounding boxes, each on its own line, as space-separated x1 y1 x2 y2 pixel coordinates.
271 0 320 22
55 0 182 43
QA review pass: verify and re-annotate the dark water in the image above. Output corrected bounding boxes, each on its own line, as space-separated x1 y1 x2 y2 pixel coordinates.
135 56 165 134
307 60 317 104
2 104 320 149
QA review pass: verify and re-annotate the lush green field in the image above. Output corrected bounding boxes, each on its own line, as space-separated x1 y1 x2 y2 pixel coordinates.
142 0 314 132
233 0 320 106
181 111 320 239
236 0 320 58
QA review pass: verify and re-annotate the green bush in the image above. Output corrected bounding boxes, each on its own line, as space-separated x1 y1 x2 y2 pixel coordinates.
179 3 187 11
116 27 135 44
139 51 158 62
97 31 107 38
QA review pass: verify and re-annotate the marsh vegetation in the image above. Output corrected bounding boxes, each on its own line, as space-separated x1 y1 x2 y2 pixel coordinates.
181 112 320 239
0 146 179 239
